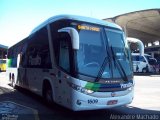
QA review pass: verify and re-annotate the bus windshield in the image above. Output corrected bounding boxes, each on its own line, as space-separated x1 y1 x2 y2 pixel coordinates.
105 29 132 79
0 59 6 64
76 24 132 81
144 55 152 61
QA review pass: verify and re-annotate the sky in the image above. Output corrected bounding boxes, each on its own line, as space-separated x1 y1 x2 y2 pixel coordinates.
0 0 160 47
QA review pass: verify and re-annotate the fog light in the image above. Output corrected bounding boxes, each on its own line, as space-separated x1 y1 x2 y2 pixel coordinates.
76 100 81 105
128 87 132 91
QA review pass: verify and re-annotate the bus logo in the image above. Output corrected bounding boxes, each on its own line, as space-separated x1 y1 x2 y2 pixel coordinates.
111 92 116 97
120 82 133 89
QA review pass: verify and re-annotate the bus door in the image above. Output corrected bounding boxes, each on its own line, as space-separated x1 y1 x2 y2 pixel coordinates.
54 33 73 104
16 52 29 88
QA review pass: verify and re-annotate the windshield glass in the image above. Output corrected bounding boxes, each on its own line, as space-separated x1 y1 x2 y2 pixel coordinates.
0 60 6 64
76 24 109 78
75 23 132 80
105 29 132 78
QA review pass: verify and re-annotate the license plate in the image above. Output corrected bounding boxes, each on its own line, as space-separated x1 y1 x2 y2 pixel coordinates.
107 100 118 105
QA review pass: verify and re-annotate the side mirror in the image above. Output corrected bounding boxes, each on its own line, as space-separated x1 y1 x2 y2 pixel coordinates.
58 27 79 50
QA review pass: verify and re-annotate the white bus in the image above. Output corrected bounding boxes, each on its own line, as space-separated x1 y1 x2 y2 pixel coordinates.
132 53 157 73
7 15 134 111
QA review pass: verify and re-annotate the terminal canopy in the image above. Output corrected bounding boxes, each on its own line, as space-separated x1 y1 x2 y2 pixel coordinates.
0 44 8 59
104 9 160 46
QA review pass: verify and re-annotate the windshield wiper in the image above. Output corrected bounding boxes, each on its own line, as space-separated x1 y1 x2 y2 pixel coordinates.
95 52 112 82
110 46 128 81
94 46 128 82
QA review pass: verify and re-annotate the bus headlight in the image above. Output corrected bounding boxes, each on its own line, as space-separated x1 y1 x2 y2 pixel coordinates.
81 88 94 94
68 82 94 94
128 87 133 91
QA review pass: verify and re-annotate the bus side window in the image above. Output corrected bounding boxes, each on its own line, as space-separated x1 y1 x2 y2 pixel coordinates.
139 56 146 62
59 40 70 72
41 47 52 69
58 33 72 73
136 56 139 61
131 56 136 61
26 27 51 68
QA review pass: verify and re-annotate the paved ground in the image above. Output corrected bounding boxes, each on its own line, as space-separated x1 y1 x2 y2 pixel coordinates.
130 75 160 111
0 72 160 120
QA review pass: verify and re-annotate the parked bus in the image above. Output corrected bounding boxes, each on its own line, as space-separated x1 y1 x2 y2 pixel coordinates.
7 15 134 111
0 59 6 72
132 53 157 73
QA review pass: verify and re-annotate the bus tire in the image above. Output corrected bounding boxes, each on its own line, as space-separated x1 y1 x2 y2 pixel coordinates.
43 81 53 104
142 68 147 73
11 73 16 88
9 73 12 81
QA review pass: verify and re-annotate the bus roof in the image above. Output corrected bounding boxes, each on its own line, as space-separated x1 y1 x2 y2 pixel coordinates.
30 14 122 35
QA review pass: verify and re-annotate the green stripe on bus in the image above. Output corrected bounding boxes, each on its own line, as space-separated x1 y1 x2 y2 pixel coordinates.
7 59 12 67
85 82 94 89
85 82 101 91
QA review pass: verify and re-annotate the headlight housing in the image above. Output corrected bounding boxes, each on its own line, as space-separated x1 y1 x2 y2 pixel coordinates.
68 82 94 94
128 86 133 91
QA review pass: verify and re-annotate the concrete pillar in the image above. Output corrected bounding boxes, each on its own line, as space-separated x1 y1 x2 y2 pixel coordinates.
151 52 154 58
151 42 154 46
123 26 128 37
2 50 4 59
0 50 2 59
145 43 148 47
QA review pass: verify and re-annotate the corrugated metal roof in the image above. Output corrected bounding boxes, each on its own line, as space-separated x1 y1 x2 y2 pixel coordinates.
104 9 160 44
0 44 8 49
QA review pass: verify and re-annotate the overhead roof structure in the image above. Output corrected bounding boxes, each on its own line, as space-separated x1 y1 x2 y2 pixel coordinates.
104 9 160 45
0 44 8 59
0 44 8 50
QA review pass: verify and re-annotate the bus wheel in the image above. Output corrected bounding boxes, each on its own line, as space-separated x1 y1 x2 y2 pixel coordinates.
9 73 12 81
43 83 53 104
11 74 16 88
142 68 147 73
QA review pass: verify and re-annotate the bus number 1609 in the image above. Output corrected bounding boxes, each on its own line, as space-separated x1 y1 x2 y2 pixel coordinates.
88 99 98 104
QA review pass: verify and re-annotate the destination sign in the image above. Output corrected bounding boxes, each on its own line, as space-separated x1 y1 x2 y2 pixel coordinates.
78 25 100 32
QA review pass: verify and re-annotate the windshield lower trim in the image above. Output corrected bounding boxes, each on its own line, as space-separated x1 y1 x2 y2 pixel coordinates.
77 73 133 83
